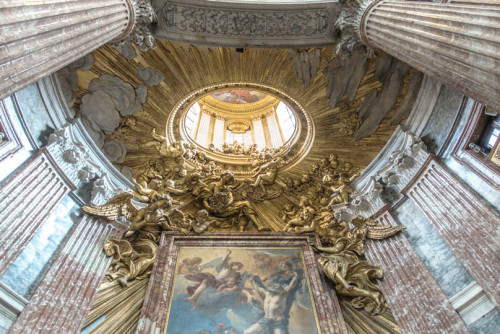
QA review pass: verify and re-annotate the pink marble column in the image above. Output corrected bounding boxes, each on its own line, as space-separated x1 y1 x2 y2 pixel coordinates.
359 0 500 109
365 209 470 333
404 158 500 307
9 215 126 333
0 148 75 276
0 0 135 100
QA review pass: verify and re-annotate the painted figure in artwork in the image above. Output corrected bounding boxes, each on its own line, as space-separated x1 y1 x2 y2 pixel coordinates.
243 269 299 334
183 250 244 311
166 248 319 334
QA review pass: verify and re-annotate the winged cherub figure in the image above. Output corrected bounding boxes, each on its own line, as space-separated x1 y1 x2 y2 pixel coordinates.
83 192 173 230
83 193 176 286
314 215 405 314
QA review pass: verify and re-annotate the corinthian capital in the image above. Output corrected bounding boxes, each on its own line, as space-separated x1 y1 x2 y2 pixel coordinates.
112 0 157 51
335 0 375 56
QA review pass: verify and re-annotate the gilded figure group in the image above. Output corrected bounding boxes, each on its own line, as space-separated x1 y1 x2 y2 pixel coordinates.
84 128 404 314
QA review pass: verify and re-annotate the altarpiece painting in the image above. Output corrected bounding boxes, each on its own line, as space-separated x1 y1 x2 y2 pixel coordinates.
137 233 345 334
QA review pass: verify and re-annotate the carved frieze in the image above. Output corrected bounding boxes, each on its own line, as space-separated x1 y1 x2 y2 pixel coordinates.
155 1 339 47
164 6 328 37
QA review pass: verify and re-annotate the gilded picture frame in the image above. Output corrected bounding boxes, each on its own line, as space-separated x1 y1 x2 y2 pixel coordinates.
136 233 346 334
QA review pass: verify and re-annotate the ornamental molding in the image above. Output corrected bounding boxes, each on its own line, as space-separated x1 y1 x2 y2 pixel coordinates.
201 97 278 115
336 131 430 219
376 132 430 191
154 0 339 48
335 176 385 221
0 101 24 165
46 123 127 205
47 124 102 186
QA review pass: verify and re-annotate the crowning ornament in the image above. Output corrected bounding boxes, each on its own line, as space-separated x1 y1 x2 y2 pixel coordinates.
84 126 404 314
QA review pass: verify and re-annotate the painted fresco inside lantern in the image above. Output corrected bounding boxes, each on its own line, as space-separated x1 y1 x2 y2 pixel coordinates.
211 90 268 104
166 247 319 334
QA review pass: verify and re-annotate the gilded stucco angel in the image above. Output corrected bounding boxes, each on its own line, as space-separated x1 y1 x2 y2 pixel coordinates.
83 192 174 230
199 171 269 231
189 209 217 234
83 193 176 286
325 171 360 206
249 157 284 193
314 215 405 314
129 177 186 203
142 128 191 160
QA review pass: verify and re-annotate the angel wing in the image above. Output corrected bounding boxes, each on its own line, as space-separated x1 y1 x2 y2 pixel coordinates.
83 192 137 221
367 224 406 240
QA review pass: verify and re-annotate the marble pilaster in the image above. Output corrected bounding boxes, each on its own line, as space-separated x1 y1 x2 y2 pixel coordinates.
365 209 470 333
404 158 500 307
0 148 75 276
8 215 126 333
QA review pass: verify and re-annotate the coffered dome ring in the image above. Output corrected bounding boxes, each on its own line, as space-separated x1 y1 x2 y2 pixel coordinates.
166 82 315 176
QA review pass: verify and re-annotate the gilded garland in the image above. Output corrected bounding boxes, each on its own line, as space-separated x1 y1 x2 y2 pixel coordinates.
83 129 404 315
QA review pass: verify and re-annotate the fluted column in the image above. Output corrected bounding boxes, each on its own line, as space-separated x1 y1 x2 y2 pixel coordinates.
0 0 139 101
404 158 500 307
365 209 470 333
351 0 500 109
0 148 75 276
9 215 127 333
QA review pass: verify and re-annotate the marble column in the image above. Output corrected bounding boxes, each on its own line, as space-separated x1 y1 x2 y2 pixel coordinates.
8 215 127 333
0 148 75 276
0 0 141 101
365 208 470 333
404 158 500 307
346 0 500 109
